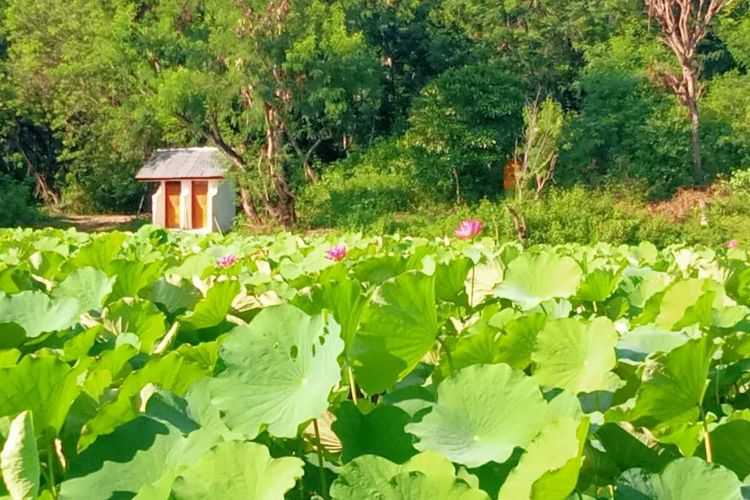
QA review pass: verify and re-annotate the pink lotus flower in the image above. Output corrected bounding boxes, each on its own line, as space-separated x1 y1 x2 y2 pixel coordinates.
217 255 238 268
326 245 347 261
454 219 484 240
727 240 739 249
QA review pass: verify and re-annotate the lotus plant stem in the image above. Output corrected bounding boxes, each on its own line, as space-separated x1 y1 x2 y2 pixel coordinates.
313 419 329 498
46 441 59 499
470 266 476 309
347 366 359 404
699 404 713 463
702 417 713 463
437 337 454 372
296 440 306 499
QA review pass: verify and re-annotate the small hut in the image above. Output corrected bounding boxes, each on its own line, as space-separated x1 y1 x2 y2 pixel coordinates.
135 147 235 233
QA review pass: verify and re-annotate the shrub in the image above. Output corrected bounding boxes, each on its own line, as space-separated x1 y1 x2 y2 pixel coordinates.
558 34 692 199
0 175 39 227
61 161 145 214
404 63 526 202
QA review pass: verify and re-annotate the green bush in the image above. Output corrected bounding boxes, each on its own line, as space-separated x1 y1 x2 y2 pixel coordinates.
61 161 145 214
404 63 525 202
298 183 701 248
0 175 39 227
558 33 692 199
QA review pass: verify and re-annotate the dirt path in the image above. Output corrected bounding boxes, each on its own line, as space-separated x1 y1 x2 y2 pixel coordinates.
41 214 150 232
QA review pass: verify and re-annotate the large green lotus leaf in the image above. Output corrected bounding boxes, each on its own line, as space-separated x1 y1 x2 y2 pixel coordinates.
183 378 242 441
79 344 138 399
712 305 749 328
0 355 83 440
169 441 303 500
209 305 344 439
0 411 39 500
178 280 240 331
435 256 472 304
595 423 675 475
61 417 220 500
616 325 690 362
105 298 167 353
620 268 670 309
166 254 217 281
28 251 67 281
630 336 715 427
147 279 201 316
69 232 128 275
577 268 622 303
530 419 589 499
0 268 37 294
52 267 113 316
0 291 79 338
0 349 20 368
294 278 365 356
532 317 621 394
78 351 209 451
110 260 165 301
405 364 548 468
332 401 417 464
652 279 706 330
726 264 750 306
378 472 489 500
443 321 501 376
494 253 582 310
352 272 438 394
494 313 547 371
330 451 486 500
615 457 743 500
498 417 588 500
467 259 503 308
700 419 750 478
353 256 407 285
447 313 545 374
0 323 26 350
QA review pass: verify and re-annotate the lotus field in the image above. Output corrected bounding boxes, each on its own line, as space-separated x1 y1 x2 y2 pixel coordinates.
2 225 750 499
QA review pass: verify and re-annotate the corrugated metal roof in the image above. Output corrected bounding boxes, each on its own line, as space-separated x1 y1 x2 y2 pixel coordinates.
135 147 228 180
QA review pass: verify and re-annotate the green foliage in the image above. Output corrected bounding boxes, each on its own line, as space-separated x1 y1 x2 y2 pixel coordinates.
405 64 525 202
297 139 427 230
0 227 750 497
559 32 693 198
516 96 565 201
0 411 39 500
209 305 344 439
0 175 37 227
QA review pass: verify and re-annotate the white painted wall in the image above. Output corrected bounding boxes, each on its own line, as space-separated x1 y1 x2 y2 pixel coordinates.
211 179 235 233
151 182 165 226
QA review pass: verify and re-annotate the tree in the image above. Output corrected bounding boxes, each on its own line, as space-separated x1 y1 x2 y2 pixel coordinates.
152 0 382 227
517 96 565 203
645 0 736 180
404 64 525 203
4 0 381 225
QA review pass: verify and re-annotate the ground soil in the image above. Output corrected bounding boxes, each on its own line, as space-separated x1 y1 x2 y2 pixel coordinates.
647 187 715 222
39 213 151 232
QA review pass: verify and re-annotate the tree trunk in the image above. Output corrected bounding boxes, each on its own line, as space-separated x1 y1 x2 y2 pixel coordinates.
240 188 263 225
263 104 296 229
452 168 463 205
688 99 702 181
684 66 702 181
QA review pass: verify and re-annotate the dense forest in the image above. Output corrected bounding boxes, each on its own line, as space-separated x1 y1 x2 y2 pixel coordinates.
1 0 749 231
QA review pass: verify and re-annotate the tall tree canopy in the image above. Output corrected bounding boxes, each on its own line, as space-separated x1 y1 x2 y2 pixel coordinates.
0 0 749 224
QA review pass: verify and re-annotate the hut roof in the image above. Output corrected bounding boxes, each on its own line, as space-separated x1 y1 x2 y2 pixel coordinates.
135 147 227 181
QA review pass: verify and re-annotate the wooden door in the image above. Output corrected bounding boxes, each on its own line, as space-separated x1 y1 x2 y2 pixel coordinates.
191 181 208 229
165 182 181 228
